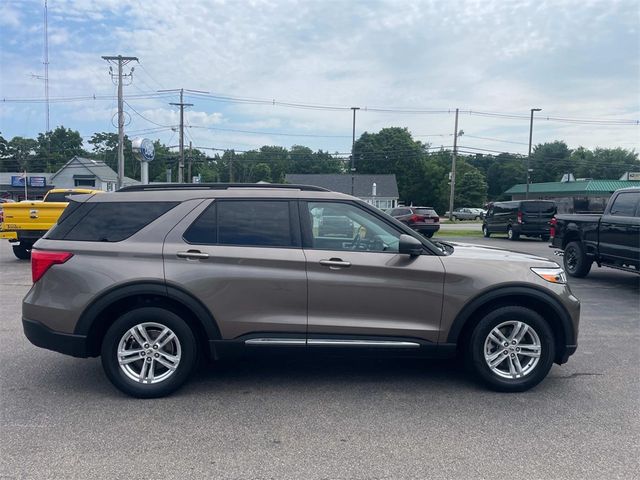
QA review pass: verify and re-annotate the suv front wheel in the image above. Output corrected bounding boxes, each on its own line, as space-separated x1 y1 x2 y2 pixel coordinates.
468 306 555 392
101 307 197 398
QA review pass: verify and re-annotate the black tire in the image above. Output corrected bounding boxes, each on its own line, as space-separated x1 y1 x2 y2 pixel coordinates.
482 225 490 238
563 241 592 278
507 226 519 241
101 307 197 398
12 245 31 260
425 232 434 238
467 306 555 392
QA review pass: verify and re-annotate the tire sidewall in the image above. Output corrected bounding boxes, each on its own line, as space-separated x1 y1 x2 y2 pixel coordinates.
469 306 555 392
101 307 197 398
483 225 490 237
564 241 591 277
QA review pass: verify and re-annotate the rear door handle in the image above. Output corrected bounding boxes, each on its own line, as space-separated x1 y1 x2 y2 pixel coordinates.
177 250 209 260
319 258 351 269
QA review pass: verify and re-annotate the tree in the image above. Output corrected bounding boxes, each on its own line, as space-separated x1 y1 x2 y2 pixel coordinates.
36 126 86 172
6 137 38 171
530 141 571 183
457 169 488 207
575 147 638 179
354 127 429 205
486 153 526 200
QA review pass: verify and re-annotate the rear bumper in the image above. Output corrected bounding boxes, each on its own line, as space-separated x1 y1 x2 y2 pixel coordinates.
0 231 18 241
412 224 440 234
512 225 550 236
22 317 89 358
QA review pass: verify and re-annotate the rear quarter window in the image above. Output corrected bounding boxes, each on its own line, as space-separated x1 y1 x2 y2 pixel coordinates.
48 202 178 242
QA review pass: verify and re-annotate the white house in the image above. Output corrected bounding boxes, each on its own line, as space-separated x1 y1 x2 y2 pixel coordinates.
49 156 139 191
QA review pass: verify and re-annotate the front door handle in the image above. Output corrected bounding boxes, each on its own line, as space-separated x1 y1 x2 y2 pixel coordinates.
319 258 351 269
177 250 209 260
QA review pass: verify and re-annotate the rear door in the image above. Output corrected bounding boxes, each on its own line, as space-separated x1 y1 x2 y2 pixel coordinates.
521 201 556 233
599 191 640 264
163 198 308 340
301 200 445 343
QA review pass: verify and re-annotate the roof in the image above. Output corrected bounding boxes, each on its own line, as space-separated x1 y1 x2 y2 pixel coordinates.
284 174 399 198
50 156 139 185
505 179 640 196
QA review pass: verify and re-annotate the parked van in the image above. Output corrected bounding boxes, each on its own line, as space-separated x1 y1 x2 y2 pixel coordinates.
482 200 556 240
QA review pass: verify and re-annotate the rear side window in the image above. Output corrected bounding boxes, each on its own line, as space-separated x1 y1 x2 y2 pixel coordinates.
184 200 295 247
414 208 437 216
49 202 177 242
45 192 75 202
609 192 640 217
522 202 556 214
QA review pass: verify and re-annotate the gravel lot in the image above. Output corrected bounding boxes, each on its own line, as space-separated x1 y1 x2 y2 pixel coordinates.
1 238 638 479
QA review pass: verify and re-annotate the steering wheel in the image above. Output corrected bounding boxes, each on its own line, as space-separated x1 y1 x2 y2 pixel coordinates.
351 231 362 250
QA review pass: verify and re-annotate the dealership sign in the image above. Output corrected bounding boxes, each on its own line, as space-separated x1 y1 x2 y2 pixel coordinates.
10 176 47 187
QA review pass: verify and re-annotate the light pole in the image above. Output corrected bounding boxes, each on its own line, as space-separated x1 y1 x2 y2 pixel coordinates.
526 108 542 199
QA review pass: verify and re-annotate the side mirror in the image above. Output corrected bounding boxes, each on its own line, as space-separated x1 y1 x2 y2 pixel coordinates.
399 234 423 256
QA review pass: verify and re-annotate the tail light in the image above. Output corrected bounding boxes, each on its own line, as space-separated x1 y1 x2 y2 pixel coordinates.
31 250 73 283
517 211 523 224
431 216 440 224
409 214 425 223
549 217 557 239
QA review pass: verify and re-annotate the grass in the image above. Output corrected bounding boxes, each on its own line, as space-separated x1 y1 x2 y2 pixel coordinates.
433 229 484 237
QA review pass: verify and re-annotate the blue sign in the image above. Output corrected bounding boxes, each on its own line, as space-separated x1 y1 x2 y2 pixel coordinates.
29 176 46 187
11 176 25 187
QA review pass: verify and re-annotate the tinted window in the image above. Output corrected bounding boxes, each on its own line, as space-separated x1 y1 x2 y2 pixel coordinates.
414 208 437 216
45 192 75 202
61 202 177 242
609 192 640 217
521 202 556 214
184 203 217 244
219 201 293 247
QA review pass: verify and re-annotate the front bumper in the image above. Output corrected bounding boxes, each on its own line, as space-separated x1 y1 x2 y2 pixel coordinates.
22 317 89 358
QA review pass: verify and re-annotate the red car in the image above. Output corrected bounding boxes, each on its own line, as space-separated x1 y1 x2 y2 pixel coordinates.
387 206 440 237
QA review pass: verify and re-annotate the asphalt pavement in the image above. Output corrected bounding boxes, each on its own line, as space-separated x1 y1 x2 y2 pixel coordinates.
1 238 638 479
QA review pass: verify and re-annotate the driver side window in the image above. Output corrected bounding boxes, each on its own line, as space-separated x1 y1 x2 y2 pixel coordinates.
306 202 401 253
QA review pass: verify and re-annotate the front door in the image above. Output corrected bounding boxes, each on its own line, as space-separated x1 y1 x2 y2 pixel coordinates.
163 198 308 340
301 200 446 343
599 191 640 264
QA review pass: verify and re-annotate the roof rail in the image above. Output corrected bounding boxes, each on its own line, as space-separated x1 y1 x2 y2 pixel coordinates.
117 183 330 192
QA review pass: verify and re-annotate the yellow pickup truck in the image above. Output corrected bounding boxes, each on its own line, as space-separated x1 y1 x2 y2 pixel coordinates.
0 188 102 259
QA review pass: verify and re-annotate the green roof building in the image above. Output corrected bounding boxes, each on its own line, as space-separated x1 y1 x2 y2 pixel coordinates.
504 179 640 213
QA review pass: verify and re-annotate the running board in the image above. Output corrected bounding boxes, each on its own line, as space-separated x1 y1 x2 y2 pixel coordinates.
245 338 420 348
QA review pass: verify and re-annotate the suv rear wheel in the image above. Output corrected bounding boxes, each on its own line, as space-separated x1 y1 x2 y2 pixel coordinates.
101 307 197 398
507 226 519 241
468 306 555 392
12 244 31 260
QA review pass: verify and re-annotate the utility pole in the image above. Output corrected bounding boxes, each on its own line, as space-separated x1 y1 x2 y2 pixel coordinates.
158 88 207 183
102 55 138 189
43 0 49 134
350 107 360 195
448 108 460 221
229 153 234 183
188 141 193 183
526 108 542 199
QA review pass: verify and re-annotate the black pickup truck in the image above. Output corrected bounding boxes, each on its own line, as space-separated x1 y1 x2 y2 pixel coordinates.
550 187 640 277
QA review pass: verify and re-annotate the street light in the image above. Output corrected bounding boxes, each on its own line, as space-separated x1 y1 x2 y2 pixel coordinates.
526 108 542 199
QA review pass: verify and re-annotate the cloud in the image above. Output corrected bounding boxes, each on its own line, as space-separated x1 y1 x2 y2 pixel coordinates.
0 0 638 154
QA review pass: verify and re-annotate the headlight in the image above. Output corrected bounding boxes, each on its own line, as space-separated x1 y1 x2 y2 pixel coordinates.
531 267 567 284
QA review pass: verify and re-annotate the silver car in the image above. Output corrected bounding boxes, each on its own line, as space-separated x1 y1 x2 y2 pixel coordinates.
22 184 580 398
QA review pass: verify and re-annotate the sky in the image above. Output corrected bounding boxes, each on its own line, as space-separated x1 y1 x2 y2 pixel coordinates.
1 0 639 158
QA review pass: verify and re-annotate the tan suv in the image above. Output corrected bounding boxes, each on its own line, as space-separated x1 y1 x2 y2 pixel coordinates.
22 184 580 398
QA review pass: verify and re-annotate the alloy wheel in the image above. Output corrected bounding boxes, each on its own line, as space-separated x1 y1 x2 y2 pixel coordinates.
483 320 541 379
117 322 182 384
